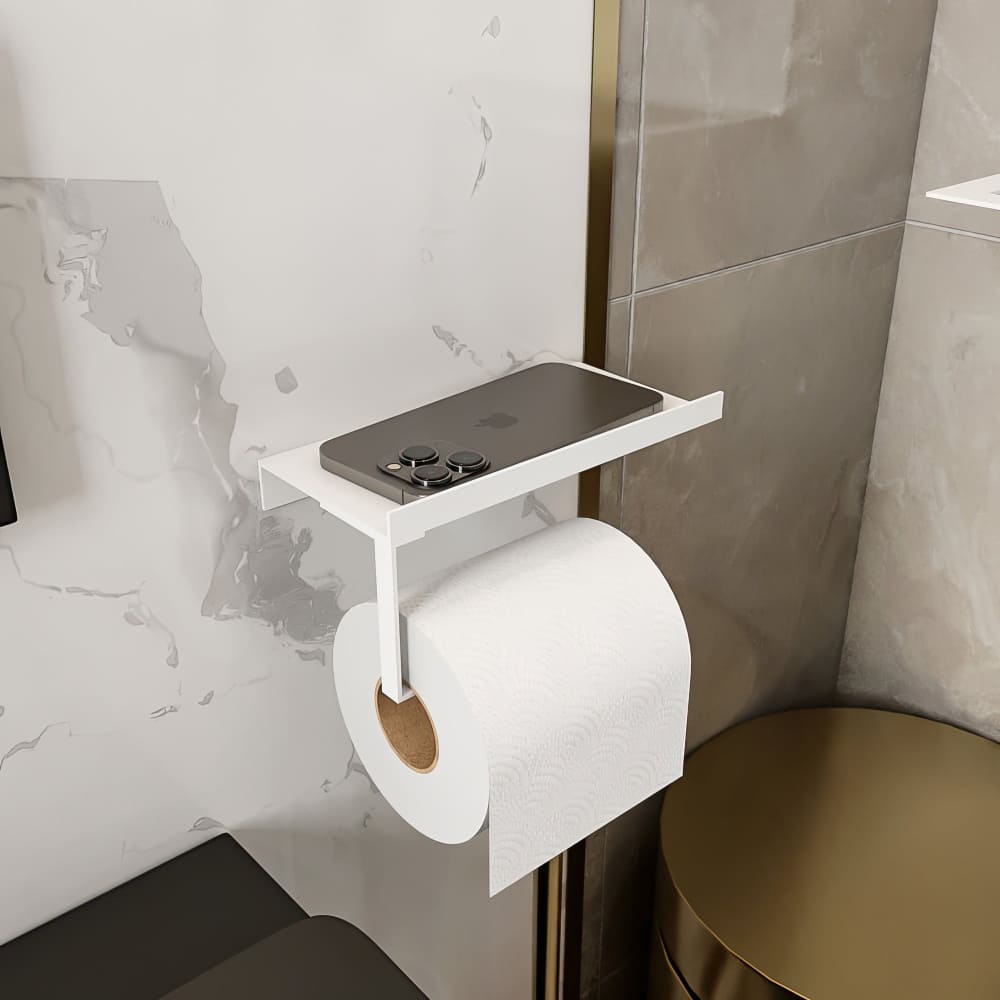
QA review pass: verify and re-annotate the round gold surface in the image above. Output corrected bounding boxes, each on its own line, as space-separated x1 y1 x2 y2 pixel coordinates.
657 708 1000 1000
649 930 696 1000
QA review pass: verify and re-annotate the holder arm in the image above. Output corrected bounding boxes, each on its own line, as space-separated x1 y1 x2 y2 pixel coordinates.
373 533 412 703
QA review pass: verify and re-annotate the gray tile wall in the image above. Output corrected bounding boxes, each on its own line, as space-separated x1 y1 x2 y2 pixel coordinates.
839 226 1000 740
907 0 1000 239
581 2 937 997
635 0 934 288
840 0 1000 742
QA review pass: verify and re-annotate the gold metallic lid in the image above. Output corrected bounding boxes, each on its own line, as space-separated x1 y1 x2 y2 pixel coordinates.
655 708 1000 1000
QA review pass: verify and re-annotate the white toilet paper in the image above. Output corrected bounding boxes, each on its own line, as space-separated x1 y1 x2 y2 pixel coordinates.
333 517 691 895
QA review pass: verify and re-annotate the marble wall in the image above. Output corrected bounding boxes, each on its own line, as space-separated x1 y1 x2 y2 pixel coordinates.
840 0 1000 742
0 4 593 998
582 2 937 998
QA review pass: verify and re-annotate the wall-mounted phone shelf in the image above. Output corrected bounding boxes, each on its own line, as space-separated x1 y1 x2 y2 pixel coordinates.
926 174 1000 212
259 362 723 702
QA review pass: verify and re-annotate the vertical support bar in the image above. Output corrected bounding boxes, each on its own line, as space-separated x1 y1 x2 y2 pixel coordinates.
373 534 409 703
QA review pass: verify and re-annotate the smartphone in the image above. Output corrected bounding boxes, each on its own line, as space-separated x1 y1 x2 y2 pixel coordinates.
319 362 662 504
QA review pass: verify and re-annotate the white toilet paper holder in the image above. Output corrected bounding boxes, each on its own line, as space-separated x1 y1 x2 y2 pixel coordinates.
258 362 723 703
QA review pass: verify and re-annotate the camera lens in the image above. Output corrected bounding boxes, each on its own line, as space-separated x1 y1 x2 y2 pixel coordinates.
446 449 488 474
410 464 453 488
398 444 439 467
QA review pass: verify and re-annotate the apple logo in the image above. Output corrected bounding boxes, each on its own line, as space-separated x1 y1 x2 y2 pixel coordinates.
476 412 518 429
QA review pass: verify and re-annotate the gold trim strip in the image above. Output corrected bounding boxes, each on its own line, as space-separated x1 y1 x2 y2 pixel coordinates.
578 0 622 522
543 854 563 999
585 0 621 368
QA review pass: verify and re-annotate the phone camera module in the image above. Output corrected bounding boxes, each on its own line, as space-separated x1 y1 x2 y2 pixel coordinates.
410 464 453 488
446 449 488 474
398 444 439 467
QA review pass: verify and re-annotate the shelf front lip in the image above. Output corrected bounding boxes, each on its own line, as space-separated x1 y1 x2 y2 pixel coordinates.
926 174 1000 212
258 384 724 545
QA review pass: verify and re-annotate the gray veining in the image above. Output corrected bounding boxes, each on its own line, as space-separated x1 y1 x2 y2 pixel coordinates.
274 366 299 394
189 817 225 833
432 324 485 366
0 722 71 774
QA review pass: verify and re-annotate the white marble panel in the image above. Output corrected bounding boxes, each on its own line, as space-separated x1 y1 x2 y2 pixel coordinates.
0 3 593 997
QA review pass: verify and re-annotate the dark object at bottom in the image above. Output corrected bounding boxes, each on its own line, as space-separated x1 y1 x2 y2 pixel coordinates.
164 916 426 999
0 429 15 526
0 833 425 999
0 834 304 999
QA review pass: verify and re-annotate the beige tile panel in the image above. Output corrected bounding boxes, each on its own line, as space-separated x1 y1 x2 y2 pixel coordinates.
840 224 1000 741
636 0 935 288
909 0 1000 239
609 0 646 298
623 226 904 747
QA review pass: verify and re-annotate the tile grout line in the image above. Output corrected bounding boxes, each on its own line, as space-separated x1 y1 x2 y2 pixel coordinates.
612 213 1000 303
612 218 1000 307
906 218 1000 244
631 221 906 299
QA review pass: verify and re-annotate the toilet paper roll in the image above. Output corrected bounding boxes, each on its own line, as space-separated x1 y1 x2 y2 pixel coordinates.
333 517 691 895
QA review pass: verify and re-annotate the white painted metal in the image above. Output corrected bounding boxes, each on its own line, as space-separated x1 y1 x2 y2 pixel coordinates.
926 174 1000 212
374 535 410 703
258 363 724 701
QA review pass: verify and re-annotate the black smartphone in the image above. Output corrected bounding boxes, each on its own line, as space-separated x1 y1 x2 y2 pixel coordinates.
0 429 15 526
319 362 662 504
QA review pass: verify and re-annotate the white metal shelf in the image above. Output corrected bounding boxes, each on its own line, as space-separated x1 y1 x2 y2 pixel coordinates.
259 362 723 702
926 175 1000 212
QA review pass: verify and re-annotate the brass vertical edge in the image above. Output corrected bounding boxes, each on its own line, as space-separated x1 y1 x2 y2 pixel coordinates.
578 0 621 521
538 2 622 998
545 854 563 999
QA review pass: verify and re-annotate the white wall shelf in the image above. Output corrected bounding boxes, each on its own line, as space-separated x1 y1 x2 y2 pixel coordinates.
259 362 723 702
926 174 1000 212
